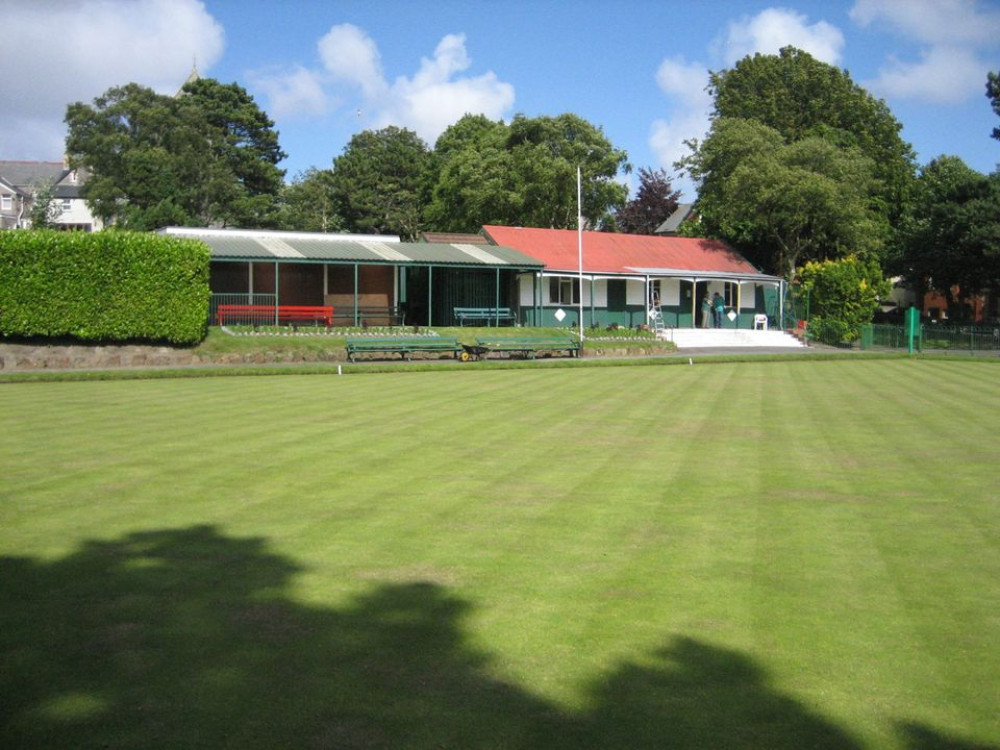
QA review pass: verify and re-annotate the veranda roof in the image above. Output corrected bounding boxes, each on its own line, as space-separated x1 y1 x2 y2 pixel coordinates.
162 227 543 269
482 225 776 281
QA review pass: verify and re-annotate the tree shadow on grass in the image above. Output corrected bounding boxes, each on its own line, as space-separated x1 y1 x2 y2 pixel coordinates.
0 525 907 748
898 723 1000 750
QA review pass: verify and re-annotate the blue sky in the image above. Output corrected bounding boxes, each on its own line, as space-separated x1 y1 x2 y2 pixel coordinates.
2 0 999 200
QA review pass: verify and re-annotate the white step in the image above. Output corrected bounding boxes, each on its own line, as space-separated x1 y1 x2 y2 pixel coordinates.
663 328 805 349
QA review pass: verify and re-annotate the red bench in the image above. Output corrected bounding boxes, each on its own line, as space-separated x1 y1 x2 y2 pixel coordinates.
216 304 334 327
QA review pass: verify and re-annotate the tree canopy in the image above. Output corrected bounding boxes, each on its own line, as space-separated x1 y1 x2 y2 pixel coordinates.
678 46 925 286
279 169 342 233
329 126 434 241
708 46 916 216
65 80 285 230
614 167 680 235
427 113 629 232
895 156 1000 303
425 115 518 232
683 118 887 278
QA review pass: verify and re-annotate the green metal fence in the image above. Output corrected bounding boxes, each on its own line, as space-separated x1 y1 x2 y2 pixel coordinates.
860 323 919 351
861 323 1000 352
921 324 1000 352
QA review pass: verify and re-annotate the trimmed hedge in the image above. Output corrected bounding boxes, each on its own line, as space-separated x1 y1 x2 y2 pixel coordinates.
0 230 210 345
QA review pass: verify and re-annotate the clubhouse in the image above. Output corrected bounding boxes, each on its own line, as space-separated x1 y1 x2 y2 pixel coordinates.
163 226 787 330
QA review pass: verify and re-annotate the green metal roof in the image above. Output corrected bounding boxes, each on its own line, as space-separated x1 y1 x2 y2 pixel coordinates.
161 227 543 269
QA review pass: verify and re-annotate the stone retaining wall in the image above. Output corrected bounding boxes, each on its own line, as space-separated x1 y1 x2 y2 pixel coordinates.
0 343 200 371
0 342 673 371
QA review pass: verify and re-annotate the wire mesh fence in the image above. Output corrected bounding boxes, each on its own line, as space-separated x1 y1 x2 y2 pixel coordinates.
921 324 1000 352
861 323 1000 352
860 324 917 350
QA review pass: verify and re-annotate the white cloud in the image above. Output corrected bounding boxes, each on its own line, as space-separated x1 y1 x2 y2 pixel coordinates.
871 46 987 104
850 0 1000 103
249 66 332 120
375 34 514 144
409 34 472 88
0 0 224 158
258 28 514 147
719 7 845 65
655 57 713 110
318 23 386 100
850 0 1000 46
649 57 712 198
650 114 707 200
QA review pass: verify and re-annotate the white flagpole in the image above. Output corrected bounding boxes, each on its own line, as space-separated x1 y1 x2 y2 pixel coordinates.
577 165 584 343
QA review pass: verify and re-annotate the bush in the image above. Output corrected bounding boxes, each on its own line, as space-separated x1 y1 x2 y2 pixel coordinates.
805 316 852 346
798 256 889 344
0 230 210 345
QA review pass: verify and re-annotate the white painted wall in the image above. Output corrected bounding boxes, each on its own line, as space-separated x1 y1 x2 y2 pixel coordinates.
519 274 535 306
626 279 645 305
660 278 681 306
56 198 102 229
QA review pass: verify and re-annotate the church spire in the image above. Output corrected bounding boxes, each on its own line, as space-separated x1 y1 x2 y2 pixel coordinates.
176 60 201 97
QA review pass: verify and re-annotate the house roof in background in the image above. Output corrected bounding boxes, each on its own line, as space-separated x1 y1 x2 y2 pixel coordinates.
654 203 696 235
162 227 543 269
482 225 773 279
0 161 68 192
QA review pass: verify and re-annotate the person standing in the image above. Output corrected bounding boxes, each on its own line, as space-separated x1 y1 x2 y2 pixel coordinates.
700 294 712 328
713 292 725 328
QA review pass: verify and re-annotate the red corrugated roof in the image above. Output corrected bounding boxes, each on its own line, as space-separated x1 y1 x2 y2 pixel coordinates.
482 225 763 276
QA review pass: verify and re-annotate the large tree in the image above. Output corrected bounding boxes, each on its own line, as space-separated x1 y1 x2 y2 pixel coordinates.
708 46 916 218
614 167 680 235
684 118 887 278
65 80 285 230
180 78 286 226
329 126 433 240
427 113 629 232
896 156 1000 304
681 47 918 277
505 113 629 229
279 168 342 233
425 115 518 232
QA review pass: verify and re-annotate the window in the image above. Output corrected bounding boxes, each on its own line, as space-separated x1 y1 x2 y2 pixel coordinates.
549 277 580 305
723 281 738 308
61 199 72 212
0 195 11 212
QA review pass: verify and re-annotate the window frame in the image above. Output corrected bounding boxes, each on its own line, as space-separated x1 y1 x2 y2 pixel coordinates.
723 281 738 308
549 276 580 305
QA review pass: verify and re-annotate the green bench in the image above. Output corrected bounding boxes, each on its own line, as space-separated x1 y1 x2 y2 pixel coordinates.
345 337 462 362
473 336 582 359
454 307 516 326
